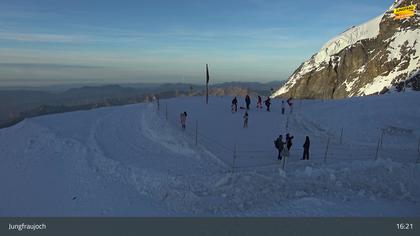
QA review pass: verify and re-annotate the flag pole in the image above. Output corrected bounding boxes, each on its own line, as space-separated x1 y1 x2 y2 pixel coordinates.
206 64 209 104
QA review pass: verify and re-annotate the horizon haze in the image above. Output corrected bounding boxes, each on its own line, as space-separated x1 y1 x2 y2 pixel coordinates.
0 0 390 86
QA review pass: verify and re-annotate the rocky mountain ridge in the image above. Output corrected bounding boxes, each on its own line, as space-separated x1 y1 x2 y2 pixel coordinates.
273 0 419 99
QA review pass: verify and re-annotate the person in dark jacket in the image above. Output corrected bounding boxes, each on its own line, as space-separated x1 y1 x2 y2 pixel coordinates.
286 133 294 151
264 97 271 111
232 97 238 112
257 95 262 109
302 136 310 160
287 97 293 114
274 135 285 160
245 95 251 110
243 111 249 128
180 111 187 130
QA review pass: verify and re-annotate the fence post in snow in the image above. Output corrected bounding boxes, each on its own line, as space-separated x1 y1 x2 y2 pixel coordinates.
282 156 287 170
339 128 344 145
165 104 168 121
380 129 385 149
195 120 198 146
416 138 420 164
232 143 237 174
324 137 330 163
375 130 384 160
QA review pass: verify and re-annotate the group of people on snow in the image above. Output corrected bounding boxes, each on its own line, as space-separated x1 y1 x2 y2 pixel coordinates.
231 95 273 113
174 94 310 161
274 134 310 160
274 133 294 160
174 94 294 132
230 95 294 130
231 95 292 114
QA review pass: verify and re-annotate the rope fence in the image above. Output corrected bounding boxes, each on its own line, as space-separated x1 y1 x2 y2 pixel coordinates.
151 99 420 174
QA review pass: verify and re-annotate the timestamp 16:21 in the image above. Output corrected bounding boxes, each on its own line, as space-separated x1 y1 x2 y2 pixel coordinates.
397 223 414 230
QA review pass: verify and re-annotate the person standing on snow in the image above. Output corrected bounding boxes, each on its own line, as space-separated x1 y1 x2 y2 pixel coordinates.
232 97 238 112
286 133 294 151
155 95 160 111
257 95 262 109
245 95 251 110
302 136 310 160
287 97 293 113
274 135 285 160
243 111 249 128
264 97 271 111
281 101 285 115
180 111 187 130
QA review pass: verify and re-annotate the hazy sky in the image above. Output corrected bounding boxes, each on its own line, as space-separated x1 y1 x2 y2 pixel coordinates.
0 0 390 86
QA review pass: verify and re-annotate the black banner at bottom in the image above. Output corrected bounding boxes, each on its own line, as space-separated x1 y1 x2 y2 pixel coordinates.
1 217 419 236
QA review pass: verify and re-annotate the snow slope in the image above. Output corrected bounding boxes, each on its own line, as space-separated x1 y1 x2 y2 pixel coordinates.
273 0 420 98
0 93 419 216
310 14 383 74
272 13 384 97
359 29 420 95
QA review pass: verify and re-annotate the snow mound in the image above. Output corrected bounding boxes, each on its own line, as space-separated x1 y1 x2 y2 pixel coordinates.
140 104 197 157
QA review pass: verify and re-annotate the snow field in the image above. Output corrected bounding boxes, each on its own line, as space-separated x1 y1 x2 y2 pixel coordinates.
0 92 419 216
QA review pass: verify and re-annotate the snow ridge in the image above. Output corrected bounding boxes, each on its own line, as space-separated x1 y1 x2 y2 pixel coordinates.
272 13 384 97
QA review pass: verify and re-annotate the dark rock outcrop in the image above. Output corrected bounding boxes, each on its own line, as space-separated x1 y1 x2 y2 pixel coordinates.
273 0 419 99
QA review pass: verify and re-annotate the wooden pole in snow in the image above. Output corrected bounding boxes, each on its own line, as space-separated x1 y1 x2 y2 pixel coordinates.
205 64 209 105
340 128 344 145
324 137 330 163
380 130 385 149
375 130 384 160
282 155 287 170
232 143 237 173
165 104 168 121
195 120 198 146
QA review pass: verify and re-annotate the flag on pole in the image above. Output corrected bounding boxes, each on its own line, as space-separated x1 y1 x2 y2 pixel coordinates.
206 64 210 84
206 64 209 104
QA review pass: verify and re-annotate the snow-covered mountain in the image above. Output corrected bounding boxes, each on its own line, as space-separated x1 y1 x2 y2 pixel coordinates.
273 0 420 99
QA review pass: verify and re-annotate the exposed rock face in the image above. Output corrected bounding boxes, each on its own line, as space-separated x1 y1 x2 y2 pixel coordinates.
273 0 420 99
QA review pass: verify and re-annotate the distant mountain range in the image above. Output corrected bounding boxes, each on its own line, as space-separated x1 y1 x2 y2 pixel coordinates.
0 81 284 128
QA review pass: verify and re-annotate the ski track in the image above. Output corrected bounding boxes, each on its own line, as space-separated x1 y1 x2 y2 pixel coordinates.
84 104 231 215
